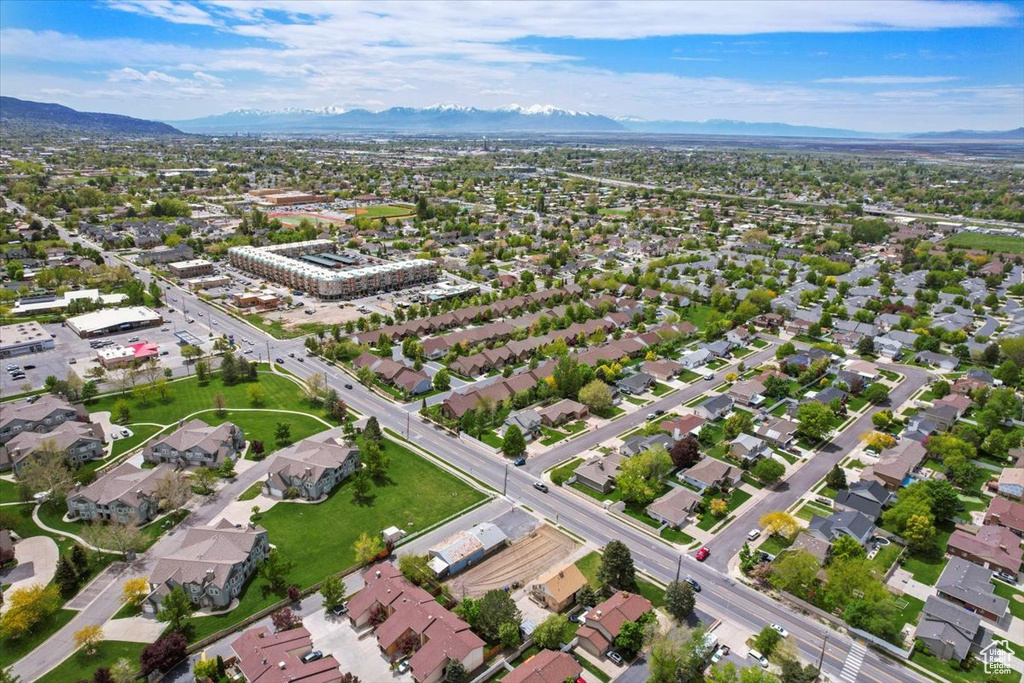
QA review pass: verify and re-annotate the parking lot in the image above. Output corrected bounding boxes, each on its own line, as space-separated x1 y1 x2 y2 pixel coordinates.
302 607 413 683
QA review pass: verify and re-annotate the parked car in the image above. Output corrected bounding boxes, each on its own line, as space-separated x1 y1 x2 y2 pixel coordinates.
684 576 701 592
570 609 589 624
514 457 526 466
533 482 549 493
397 660 411 674
695 546 710 561
331 603 349 616
748 649 769 668
301 650 323 663
22 365 35 370
993 570 1018 584
120 428 130 437
606 651 624 665
747 529 761 541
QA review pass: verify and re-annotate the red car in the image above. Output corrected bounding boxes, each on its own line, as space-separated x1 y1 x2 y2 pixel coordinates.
695 546 710 561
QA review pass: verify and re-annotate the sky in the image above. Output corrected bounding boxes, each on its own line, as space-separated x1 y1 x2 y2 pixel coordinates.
1 0 1022 132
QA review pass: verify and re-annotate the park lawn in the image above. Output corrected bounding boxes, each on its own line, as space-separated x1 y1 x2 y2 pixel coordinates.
944 232 1024 255
0 609 77 668
257 437 486 590
86 373 319 427
199 410 329 457
354 204 416 218
0 477 25 504
111 424 165 458
992 580 1024 620
36 640 147 683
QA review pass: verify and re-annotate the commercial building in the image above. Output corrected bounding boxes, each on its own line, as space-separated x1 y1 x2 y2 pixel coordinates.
66 306 163 339
248 189 329 206
96 341 160 368
10 289 127 315
185 274 231 290
232 291 283 310
0 321 55 358
168 259 215 279
228 240 437 300
427 522 508 577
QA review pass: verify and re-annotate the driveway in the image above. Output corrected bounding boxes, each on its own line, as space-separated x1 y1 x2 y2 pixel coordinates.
0 536 58 611
304 608 413 683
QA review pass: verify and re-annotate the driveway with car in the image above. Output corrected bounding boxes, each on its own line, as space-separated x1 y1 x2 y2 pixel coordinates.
303 607 413 682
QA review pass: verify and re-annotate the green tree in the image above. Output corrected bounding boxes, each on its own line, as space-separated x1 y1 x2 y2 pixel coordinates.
353 530 383 565
825 464 847 490
444 661 467 683
830 534 865 562
398 554 433 586
753 625 781 656
903 514 937 552
363 416 383 445
114 399 131 425
53 555 80 597
665 580 695 623
432 368 450 391
498 621 522 648
156 586 194 632
351 469 372 503
320 574 347 612
724 411 754 440
578 379 613 413
614 619 647 658
796 402 834 442
257 550 294 592
769 549 818 598
501 424 526 459
274 421 292 445
598 540 638 592
552 354 584 400
924 479 959 521
532 613 569 649
751 458 785 485
862 383 889 404
616 446 673 504
476 589 522 641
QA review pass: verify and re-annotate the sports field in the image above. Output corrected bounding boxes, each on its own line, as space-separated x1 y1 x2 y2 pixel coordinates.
269 212 347 227
944 232 1024 254
349 204 416 218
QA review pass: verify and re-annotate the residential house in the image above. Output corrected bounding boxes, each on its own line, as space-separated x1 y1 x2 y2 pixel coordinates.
914 351 960 371
646 487 702 528
146 519 269 612
807 510 876 547
0 394 87 446
789 532 831 565
576 591 653 658
947 525 1023 575
704 340 733 359
353 352 432 396
617 372 655 396
834 480 892 520
752 313 783 330
921 403 960 432
727 379 766 407
504 650 581 683
725 327 752 347
2 420 105 473
231 626 343 683
537 399 588 428
678 458 741 493
620 433 673 458
936 557 1010 622
873 336 903 360
144 419 245 468
997 467 1024 500
679 348 712 370
427 522 507 578
263 436 360 501
530 563 588 612
574 453 624 494
0 529 13 565
503 409 542 442
694 395 734 422
984 497 1024 536
660 414 705 441
844 360 880 381
641 359 685 382
347 564 485 683
728 434 769 463
914 596 992 662
66 462 172 525
754 417 798 449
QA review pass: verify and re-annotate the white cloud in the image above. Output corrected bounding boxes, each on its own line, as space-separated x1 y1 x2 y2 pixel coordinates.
105 0 219 27
816 75 961 84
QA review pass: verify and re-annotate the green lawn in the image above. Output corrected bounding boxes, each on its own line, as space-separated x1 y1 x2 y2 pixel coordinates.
0 609 76 668
200 411 328 457
651 382 673 397
870 543 903 574
732 347 753 359
539 427 570 446
795 501 833 522
992 580 1024 620
678 370 700 383
751 339 769 349
910 649 1021 683
0 477 25 504
112 423 164 457
759 534 793 557
696 489 751 530
36 640 147 683
660 526 695 545
549 458 583 484
563 421 587 435
242 313 323 339
945 232 1024 255
574 551 664 607
478 429 504 449
237 482 264 501
353 204 416 218
893 594 925 631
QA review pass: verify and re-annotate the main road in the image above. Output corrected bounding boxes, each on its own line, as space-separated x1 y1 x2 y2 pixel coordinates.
11 201 930 683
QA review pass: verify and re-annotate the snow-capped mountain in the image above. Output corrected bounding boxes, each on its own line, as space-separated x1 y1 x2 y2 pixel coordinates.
168 104 624 134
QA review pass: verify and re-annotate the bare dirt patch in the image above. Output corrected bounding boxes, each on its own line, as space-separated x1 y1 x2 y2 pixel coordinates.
446 525 578 600
271 305 364 329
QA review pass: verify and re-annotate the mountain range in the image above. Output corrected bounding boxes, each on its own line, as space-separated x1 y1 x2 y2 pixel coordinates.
1 96 1021 141
0 96 181 136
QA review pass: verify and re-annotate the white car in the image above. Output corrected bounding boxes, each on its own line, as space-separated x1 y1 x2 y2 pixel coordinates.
770 623 789 638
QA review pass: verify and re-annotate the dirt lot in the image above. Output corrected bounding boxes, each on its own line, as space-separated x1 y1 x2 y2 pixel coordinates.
268 305 365 329
446 525 578 600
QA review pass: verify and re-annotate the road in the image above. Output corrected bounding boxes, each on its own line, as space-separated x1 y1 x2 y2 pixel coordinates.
9 199 931 683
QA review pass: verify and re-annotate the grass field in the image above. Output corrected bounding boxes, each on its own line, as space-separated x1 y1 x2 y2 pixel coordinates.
681 305 719 331
944 232 1024 255
111 423 164 457
0 609 77 669
574 551 665 607
36 640 147 683
200 410 328 457
269 212 347 228
992 579 1024 620
350 204 415 218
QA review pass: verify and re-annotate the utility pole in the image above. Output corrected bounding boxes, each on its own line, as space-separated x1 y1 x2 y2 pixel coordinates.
817 634 828 671
406 411 411 438
503 463 508 496
675 555 682 581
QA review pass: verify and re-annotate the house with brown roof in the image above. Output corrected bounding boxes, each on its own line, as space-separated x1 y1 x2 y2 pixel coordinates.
641 359 685 382
537 399 588 427
0 394 88 446
144 419 245 468
353 352 432 396
504 650 581 683
263 435 360 501
646 486 702 528
947 525 1023 575
576 591 653 658
146 519 269 612
660 414 705 441
231 625 342 683
754 417 798 449
859 439 926 491
66 462 173 524
2 420 105 473
984 497 1024 536
678 458 741 493
347 564 484 683
530 563 588 612
573 453 624 494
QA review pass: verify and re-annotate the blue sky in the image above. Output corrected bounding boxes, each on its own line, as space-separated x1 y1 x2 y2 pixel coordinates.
1 0 1021 131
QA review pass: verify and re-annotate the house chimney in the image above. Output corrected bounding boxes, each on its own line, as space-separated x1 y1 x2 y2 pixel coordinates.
305 467 312 477
376 570 382 578
278 661 286 669
596 610 602 617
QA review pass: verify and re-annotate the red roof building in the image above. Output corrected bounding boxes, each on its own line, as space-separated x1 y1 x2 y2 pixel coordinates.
231 626 342 683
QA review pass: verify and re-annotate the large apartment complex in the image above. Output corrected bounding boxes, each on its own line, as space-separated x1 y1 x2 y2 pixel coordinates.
227 240 437 300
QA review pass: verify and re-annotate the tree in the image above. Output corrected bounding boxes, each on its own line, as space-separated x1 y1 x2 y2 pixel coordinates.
432 368 451 391
578 379 613 413
82 518 145 559
862 383 889 404
831 534 866 562
860 431 896 451
776 342 796 360
615 619 648 658
598 540 637 591
70 543 89 575
903 514 937 552
499 620 522 648
779 659 819 683
796 402 834 442
109 658 135 683
759 511 799 539
74 624 104 655
665 580 695 622
354 531 384 565
351 468 372 502
140 632 187 675
576 584 597 609
274 421 292 445
192 467 218 495
363 416 383 445
247 384 265 406
753 625 781 656
477 588 522 641
153 470 191 512
250 440 266 460
258 550 294 592
321 574 347 613
710 498 728 517
751 458 785 485
362 439 389 481
724 411 753 440
769 549 819 598
194 659 219 681
194 359 209 384
122 577 149 608
17 440 74 501
616 446 673 504
444 661 467 683
357 364 375 388
532 613 569 649
54 554 80 597
998 336 1024 366
0 584 60 640
502 424 526 459
670 435 701 469
303 373 328 405
825 464 847 490
271 607 301 632
925 479 959 521
156 586 194 632
552 354 584 400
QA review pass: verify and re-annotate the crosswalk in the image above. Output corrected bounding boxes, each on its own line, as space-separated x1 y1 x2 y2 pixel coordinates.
838 641 868 682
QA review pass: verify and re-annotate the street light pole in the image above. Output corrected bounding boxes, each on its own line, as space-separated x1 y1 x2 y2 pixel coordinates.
817 634 828 672
503 464 508 496
675 555 682 582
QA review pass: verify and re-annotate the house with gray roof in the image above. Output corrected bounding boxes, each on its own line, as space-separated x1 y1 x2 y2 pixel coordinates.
646 487 702 529
427 522 507 578
0 394 87 446
574 453 624 494
2 420 105 474
503 409 542 442
678 458 741 492
915 351 960 371
729 434 768 462
66 462 174 525
616 371 655 395
680 348 713 369
695 395 734 421
620 433 673 458
807 510 876 546
834 480 891 519
936 557 1010 622
144 419 245 468
263 435 360 501
914 596 992 662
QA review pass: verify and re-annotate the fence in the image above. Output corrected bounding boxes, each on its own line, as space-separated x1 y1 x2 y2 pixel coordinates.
778 593 913 659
